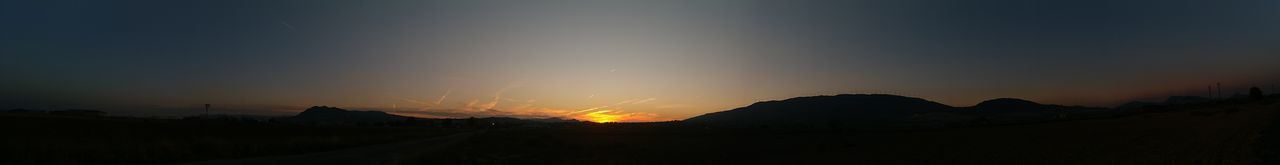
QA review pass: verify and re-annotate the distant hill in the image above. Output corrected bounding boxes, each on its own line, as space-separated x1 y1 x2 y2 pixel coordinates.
685 94 1114 129
684 94 953 126
288 106 408 123
967 98 1056 112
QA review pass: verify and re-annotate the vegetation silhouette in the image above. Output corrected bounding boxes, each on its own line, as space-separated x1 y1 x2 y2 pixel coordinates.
1253 86 1264 100
4 93 1280 164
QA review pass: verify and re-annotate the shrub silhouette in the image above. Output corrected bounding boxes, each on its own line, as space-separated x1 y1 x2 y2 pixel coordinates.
1250 87 1263 100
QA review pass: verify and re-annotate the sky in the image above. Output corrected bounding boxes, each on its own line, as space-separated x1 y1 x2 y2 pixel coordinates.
3 0 1280 122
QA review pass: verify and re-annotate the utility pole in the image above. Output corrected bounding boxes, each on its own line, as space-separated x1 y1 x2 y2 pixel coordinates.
204 104 211 117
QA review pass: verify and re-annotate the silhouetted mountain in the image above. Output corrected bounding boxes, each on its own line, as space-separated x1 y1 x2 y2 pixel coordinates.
289 106 407 123
967 98 1056 113
963 98 1107 113
959 98 1117 123
686 94 1116 129
684 94 953 126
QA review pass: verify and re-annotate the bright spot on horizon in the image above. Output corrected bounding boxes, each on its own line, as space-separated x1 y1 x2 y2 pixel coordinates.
584 110 622 123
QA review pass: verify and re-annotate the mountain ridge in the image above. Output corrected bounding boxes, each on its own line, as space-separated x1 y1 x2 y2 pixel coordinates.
684 94 1113 128
289 106 409 123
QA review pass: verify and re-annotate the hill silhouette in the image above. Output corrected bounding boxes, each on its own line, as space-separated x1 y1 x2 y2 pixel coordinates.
289 106 408 123
684 94 953 127
685 94 1113 128
967 98 1055 112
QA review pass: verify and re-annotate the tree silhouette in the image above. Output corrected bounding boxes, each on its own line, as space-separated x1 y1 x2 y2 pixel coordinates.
1250 87 1263 100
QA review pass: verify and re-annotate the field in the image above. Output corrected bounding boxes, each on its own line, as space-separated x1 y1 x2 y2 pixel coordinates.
3 100 1278 165
412 101 1280 165
0 114 462 164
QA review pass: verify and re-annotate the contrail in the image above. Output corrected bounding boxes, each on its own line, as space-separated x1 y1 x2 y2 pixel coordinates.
565 97 657 116
483 81 525 109
280 22 295 30
565 106 609 115
434 89 452 105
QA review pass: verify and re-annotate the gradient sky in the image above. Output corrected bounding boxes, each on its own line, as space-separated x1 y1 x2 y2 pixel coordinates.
3 0 1279 122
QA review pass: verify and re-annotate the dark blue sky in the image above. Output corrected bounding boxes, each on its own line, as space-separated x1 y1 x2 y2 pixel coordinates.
3 0 1279 120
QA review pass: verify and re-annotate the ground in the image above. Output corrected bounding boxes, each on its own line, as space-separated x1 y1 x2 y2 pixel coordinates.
415 101 1279 165
3 100 1278 165
0 114 460 164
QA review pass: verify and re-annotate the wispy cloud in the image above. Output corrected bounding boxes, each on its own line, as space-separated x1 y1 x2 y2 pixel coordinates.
434 89 452 105
488 81 526 109
553 97 666 122
280 22 295 30
565 105 610 115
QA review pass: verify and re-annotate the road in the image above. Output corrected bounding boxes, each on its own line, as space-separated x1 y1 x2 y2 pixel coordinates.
178 131 482 165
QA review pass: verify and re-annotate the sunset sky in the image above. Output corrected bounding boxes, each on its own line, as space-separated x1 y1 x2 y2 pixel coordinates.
3 0 1280 122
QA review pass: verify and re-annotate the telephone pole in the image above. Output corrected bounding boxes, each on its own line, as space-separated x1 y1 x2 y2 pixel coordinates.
204 104 211 117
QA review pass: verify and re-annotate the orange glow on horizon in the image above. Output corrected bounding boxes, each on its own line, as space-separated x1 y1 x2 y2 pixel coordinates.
584 110 623 123
576 109 666 123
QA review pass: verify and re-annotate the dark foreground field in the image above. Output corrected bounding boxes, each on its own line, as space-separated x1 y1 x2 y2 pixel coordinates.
0 114 461 164
413 102 1280 165
3 100 1279 165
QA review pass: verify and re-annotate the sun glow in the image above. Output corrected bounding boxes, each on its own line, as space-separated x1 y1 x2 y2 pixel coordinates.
584 110 623 123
